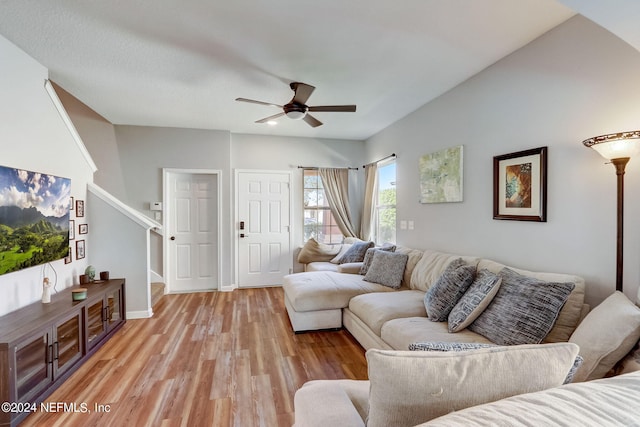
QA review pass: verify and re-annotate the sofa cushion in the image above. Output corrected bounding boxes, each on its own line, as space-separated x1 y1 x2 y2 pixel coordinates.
410 250 480 292
297 238 342 264
381 317 493 350
294 380 368 427
395 246 424 288
424 258 476 321
349 290 426 336
468 268 575 346
304 261 339 272
477 259 585 342
359 245 396 275
420 371 640 427
363 251 408 289
448 269 502 333
283 271 398 312
366 343 580 427
569 291 640 382
336 241 374 264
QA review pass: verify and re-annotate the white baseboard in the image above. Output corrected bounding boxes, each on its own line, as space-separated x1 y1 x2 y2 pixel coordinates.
126 308 153 319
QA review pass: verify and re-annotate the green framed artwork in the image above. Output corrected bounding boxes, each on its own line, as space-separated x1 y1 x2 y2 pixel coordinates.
419 145 464 203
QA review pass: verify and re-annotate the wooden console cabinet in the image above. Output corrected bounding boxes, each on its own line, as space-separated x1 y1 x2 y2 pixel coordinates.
0 279 125 426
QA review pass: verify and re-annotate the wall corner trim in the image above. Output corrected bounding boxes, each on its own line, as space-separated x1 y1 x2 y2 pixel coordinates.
44 79 98 173
88 182 161 230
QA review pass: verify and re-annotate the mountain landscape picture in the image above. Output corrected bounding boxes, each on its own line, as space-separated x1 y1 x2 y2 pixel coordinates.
0 165 71 276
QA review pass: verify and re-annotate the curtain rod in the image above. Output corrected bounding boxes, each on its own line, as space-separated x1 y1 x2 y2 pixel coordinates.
363 153 396 168
297 166 359 170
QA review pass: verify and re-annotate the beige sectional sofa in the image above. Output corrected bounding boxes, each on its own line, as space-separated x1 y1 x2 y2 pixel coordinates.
284 246 587 349
286 243 640 426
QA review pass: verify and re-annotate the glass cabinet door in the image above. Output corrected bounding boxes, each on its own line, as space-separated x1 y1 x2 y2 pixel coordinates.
15 330 51 402
106 288 122 331
55 313 82 375
86 299 105 349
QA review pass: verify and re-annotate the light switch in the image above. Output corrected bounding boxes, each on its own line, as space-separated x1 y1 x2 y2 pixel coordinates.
408 220 414 230
400 220 407 230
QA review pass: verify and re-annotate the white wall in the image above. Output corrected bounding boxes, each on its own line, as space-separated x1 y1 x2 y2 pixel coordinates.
0 35 93 316
113 125 233 287
366 16 640 307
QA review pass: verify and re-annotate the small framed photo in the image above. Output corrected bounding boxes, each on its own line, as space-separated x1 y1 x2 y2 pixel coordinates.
76 200 85 217
79 224 88 235
493 146 547 222
69 196 74 211
69 220 75 240
76 240 86 260
64 247 72 264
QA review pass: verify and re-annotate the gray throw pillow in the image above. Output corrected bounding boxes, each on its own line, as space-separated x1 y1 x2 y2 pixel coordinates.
363 251 408 289
448 269 502 333
424 258 476 322
409 342 496 352
359 245 397 275
336 240 374 264
468 268 575 345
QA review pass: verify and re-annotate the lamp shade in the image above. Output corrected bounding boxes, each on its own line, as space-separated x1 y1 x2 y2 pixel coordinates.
583 130 640 160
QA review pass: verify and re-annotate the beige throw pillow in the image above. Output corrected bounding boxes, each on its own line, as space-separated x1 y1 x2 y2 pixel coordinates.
366 343 579 427
297 238 341 264
569 291 640 382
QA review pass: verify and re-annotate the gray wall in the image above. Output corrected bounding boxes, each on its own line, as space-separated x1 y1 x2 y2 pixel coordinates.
366 16 640 307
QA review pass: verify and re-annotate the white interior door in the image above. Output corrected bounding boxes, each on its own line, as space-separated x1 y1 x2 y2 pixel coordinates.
237 171 291 287
166 171 219 292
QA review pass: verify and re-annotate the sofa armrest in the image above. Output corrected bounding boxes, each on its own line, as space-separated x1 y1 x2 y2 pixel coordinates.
337 262 363 274
294 381 366 427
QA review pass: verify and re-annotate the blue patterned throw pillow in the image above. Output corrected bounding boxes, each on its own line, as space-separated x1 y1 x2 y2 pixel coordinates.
424 258 476 322
359 245 397 275
448 269 502 333
468 268 575 345
337 240 374 264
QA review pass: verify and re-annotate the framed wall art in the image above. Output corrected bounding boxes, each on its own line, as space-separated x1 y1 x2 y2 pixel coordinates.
493 146 547 222
76 240 86 260
76 199 85 217
419 145 464 203
79 223 88 234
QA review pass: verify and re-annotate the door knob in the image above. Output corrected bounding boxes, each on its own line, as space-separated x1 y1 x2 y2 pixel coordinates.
170 236 176 241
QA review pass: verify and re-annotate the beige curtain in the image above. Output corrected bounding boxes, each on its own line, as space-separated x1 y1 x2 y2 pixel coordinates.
319 168 357 238
359 162 378 241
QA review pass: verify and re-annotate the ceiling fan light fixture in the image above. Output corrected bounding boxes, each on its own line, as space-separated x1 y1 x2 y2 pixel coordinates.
285 110 306 120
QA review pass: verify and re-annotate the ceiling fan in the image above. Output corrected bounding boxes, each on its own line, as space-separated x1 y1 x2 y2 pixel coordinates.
235 82 356 128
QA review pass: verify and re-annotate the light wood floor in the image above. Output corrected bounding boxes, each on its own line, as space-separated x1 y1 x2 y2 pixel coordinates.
22 287 368 427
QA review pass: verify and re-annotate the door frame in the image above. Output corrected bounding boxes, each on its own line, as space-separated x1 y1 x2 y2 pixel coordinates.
234 169 294 288
163 168 222 293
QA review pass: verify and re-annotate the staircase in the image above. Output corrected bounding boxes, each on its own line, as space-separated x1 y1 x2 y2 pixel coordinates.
151 282 165 307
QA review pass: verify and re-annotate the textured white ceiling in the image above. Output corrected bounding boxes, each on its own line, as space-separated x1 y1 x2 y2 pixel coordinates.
0 1 583 140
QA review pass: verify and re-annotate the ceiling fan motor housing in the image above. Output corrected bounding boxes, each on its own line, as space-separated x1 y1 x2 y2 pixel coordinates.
284 102 308 119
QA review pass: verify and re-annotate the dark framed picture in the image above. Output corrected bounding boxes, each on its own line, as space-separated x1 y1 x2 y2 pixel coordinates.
79 223 88 234
76 200 85 217
69 220 75 240
76 240 86 260
493 146 547 222
64 247 72 264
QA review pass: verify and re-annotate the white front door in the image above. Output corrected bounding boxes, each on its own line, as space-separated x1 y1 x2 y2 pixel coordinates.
237 170 292 287
166 171 219 293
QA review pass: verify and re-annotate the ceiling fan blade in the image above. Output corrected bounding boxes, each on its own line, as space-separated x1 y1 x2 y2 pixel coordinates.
255 112 285 124
291 82 315 104
303 114 323 128
235 98 282 108
308 105 357 112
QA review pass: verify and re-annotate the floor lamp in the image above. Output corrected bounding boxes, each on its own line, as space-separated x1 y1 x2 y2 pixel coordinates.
583 131 640 292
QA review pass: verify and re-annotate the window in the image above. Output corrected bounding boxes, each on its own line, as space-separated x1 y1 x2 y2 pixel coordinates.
374 160 396 244
303 169 343 244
